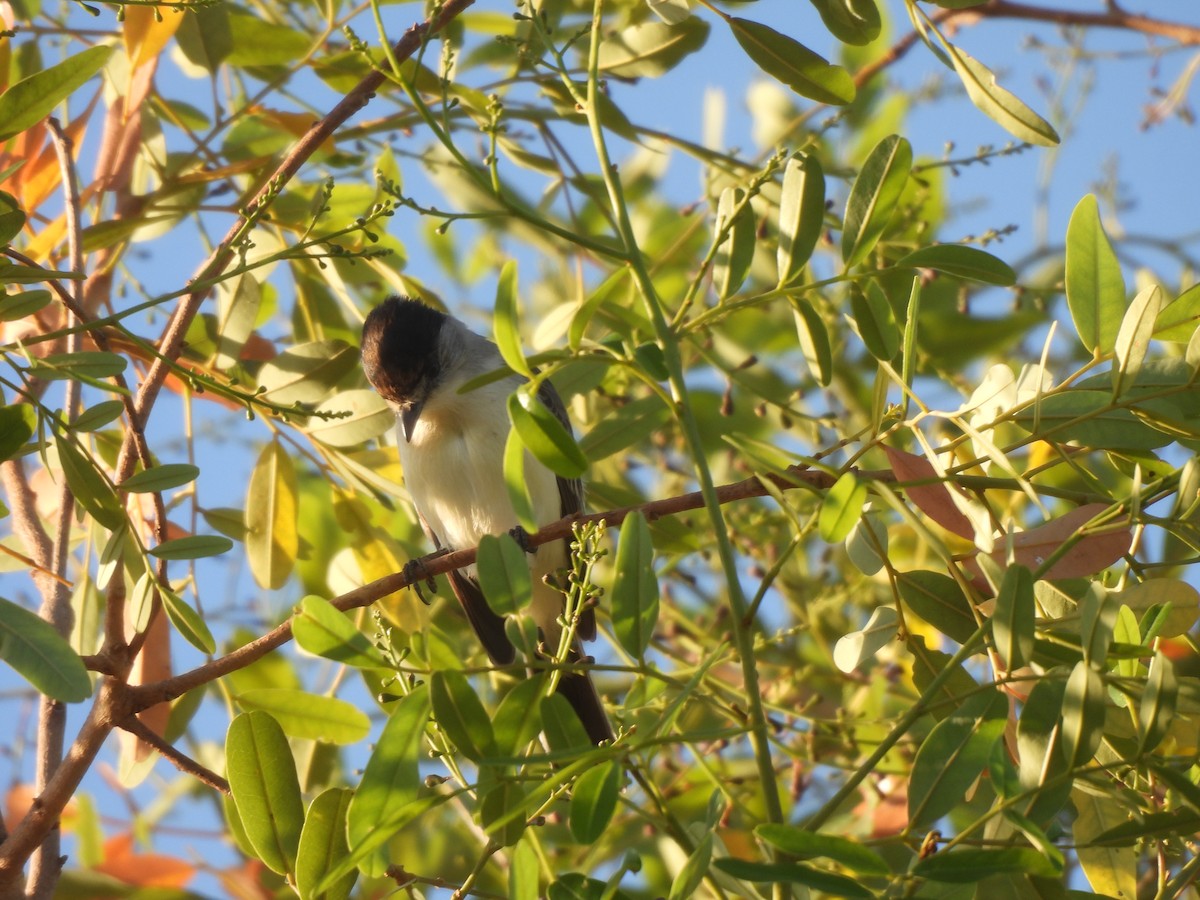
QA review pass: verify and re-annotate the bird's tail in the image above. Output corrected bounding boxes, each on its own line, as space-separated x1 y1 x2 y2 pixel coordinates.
554 650 612 745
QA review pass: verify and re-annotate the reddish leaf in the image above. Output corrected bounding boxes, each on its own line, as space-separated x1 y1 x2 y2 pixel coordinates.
885 446 974 538
995 503 1131 579
96 833 196 888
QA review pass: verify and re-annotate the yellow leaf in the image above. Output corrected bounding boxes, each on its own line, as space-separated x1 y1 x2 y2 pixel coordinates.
246 441 298 590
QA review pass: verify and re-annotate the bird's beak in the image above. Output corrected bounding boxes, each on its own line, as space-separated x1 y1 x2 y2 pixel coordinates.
400 400 424 443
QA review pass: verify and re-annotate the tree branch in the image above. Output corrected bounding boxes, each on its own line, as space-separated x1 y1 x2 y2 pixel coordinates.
972 0 1200 45
127 465 851 711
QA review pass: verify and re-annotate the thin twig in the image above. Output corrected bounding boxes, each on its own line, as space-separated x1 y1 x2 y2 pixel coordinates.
115 717 229 795
127 465 848 710
26 117 85 900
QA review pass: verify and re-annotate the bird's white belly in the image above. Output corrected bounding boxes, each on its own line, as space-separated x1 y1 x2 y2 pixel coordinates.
399 419 560 552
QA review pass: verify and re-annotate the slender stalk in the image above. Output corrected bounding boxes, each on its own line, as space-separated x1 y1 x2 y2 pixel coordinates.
574 0 787 863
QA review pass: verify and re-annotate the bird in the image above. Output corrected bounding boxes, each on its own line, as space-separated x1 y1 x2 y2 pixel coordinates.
360 295 611 745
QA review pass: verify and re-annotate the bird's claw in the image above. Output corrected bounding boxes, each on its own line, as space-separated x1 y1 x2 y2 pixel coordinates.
507 524 535 554
402 554 441 605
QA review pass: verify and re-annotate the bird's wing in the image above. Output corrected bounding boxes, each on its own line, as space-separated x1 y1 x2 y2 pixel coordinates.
417 509 516 665
535 379 594 642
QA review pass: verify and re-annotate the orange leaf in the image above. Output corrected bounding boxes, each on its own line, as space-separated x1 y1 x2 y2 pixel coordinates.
965 503 1132 583
885 446 974 538
97 833 195 889
124 5 183 72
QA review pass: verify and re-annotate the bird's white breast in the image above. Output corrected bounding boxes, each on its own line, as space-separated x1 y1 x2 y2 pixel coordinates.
397 378 564 583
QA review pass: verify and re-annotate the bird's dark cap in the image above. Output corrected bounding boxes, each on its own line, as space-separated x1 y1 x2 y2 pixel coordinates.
360 296 447 405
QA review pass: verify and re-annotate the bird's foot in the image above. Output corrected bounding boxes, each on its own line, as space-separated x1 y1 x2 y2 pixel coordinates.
507 524 535 554
402 551 445 605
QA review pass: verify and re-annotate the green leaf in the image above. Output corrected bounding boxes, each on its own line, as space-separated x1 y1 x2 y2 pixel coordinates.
55 434 124 529
175 3 232 72
0 288 52 321
755 824 889 875
225 711 305 877
30 351 127 382
908 690 1007 827
347 686 429 848
597 17 710 78
833 605 898 673
945 44 1059 146
72 400 124 432
246 441 298 590
993 565 1035 670
611 511 659 658
1137 651 1177 754
0 403 35 462
1072 787 1138 899
1062 660 1105 768
1065 194 1125 356
149 534 233 560
713 186 756 300
257 340 358 406
1152 283 1200 342
1016 676 1068 792
819 472 867 543
893 244 1016 285
476 533 532 617
479 768 526 847
569 760 621 843
224 12 311 67
0 595 91 702
431 670 495 762
493 676 549 757
215 274 261 372
309 389 392 448
729 18 855 106
494 260 532 378
0 45 114 142
540 693 592 756
777 152 826 285
507 389 588 479
1113 284 1163 394
669 832 713 900
296 789 357 900
807 0 881 45
0 190 26 245
913 847 1061 883
1078 585 1117 664
503 427 538 533
237 689 370 745
119 463 200 494
160 586 216 655
292 595 389 669
713 858 872 897
848 281 899 361
510 837 540 900
0 263 85 285
896 569 977 644
789 296 833 386
579 394 671 462
841 134 912 269
1014 390 1173 451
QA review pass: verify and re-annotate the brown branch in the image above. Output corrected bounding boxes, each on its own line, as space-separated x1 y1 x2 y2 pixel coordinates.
972 0 1200 45
0 679 133 894
115 717 229 795
127 465 857 711
853 2 1200 95
27 117 84 900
